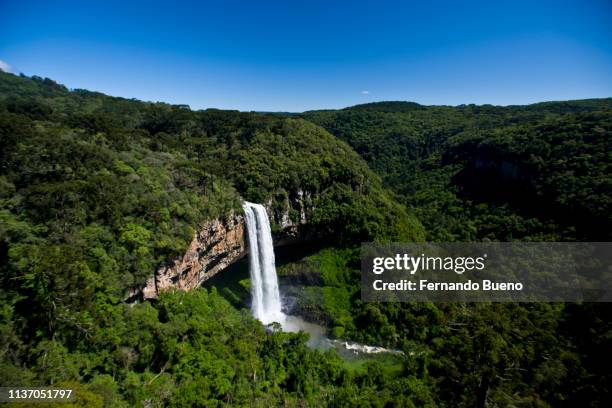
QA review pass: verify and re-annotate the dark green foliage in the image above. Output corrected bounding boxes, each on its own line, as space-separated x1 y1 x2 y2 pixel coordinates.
0 71 610 406
302 100 612 406
304 98 612 241
0 70 420 297
278 246 611 407
0 72 424 406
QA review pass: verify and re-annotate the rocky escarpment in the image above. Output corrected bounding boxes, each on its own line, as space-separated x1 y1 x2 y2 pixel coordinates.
132 210 246 300
127 190 314 301
268 189 314 245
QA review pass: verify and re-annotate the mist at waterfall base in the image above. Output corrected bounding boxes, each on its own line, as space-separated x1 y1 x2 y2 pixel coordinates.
242 202 402 356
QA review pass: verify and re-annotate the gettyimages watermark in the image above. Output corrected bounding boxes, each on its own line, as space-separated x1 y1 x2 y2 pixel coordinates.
361 242 612 302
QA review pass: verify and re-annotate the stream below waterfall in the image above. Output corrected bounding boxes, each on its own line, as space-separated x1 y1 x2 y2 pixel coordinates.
281 314 403 358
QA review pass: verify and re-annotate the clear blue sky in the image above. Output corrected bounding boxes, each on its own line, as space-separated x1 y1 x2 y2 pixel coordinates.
1 0 611 111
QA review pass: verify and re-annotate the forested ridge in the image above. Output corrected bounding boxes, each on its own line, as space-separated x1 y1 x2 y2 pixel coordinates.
0 72 610 407
304 99 611 241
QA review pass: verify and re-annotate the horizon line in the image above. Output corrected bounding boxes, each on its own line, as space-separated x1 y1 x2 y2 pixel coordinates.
2 70 611 114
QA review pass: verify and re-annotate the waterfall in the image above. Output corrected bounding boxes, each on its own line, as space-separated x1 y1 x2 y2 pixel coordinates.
242 202 284 325
241 202 405 356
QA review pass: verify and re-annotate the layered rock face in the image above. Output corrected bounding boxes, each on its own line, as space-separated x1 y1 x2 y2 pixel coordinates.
137 211 246 300
129 191 313 301
268 189 313 245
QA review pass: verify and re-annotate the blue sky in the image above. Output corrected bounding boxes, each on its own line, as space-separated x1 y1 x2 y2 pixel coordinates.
1 0 611 111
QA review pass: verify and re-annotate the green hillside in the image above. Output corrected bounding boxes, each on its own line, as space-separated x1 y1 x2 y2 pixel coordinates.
0 72 424 406
0 72 610 407
304 99 612 241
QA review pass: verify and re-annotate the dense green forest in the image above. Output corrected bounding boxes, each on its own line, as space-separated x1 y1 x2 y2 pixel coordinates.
304 100 611 241
0 72 610 407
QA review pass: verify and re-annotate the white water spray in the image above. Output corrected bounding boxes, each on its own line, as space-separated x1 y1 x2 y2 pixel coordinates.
242 202 285 325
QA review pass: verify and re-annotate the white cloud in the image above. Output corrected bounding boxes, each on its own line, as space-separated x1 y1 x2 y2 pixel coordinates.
0 59 12 73
361 90 370 95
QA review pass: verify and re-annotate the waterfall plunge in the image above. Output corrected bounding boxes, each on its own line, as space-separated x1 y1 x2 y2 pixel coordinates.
241 202 405 355
242 202 285 325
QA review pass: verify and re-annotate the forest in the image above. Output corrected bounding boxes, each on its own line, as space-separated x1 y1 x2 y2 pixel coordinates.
0 71 610 407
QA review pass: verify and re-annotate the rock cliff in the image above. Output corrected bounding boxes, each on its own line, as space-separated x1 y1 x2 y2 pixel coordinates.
128 191 313 301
